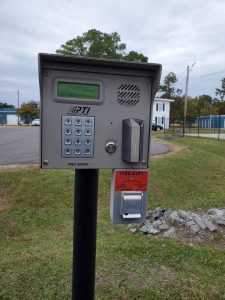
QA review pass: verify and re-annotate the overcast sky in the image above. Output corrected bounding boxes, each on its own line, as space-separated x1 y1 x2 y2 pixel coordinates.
1 0 225 106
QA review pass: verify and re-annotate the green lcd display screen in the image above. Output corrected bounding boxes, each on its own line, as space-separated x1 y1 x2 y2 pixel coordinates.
57 81 100 100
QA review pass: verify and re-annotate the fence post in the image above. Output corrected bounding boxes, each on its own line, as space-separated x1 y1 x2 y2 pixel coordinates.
182 117 185 137
218 115 221 140
164 117 166 134
197 116 200 138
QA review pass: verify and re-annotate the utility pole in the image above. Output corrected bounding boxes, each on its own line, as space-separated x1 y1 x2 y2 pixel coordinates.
17 90 20 126
183 63 196 136
183 65 190 136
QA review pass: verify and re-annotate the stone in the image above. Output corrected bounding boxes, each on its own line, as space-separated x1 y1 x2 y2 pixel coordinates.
152 220 162 229
140 223 152 233
164 209 173 220
152 208 165 220
163 227 176 238
145 211 153 220
191 213 206 230
158 222 170 231
208 208 225 217
148 227 160 235
178 210 193 221
137 207 225 238
212 215 225 226
140 223 160 235
185 220 200 234
202 215 217 232
129 228 137 233
168 211 185 225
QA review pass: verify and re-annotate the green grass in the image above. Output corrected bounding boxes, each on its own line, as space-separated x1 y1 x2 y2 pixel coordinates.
1 137 225 299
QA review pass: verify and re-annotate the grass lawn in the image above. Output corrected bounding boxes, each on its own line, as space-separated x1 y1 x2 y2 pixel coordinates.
1 137 225 299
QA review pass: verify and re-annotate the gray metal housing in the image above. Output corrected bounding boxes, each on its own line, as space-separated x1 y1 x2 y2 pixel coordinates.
110 170 147 224
39 53 161 169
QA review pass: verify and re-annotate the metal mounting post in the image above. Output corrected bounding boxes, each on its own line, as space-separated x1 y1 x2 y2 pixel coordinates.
72 169 99 300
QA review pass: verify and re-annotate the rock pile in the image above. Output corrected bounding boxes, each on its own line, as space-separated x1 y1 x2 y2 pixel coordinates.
130 208 225 239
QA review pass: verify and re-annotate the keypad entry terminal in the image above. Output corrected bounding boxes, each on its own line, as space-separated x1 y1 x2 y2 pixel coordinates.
62 116 94 158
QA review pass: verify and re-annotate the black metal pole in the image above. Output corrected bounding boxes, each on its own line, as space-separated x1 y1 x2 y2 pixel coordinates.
197 116 200 138
183 117 185 137
72 169 99 300
218 115 221 140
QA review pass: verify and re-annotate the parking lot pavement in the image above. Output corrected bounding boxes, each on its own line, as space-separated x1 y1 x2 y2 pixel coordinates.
0 127 169 165
0 127 39 165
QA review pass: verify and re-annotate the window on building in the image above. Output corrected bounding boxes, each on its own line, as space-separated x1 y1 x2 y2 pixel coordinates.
155 116 157 124
163 103 165 111
156 103 158 111
162 117 164 124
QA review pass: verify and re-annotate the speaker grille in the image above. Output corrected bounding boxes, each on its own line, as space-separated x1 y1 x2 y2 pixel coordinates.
117 84 140 106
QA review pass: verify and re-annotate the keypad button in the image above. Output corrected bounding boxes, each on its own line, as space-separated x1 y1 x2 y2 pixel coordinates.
83 148 92 156
65 128 72 135
75 149 81 155
64 118 72 126
75 129 82 135
65 148 71 155
84 129 92 135
65 138 72 145
75 118 82 126
84 118 92 126
75 138 81 145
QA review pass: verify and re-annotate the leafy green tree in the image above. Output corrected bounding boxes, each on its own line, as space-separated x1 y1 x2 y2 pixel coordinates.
17 101 40 124
160 72 182 99
186 98 199 119
56 29 148 62
212 100 225 115
123 51 148 62
196 94 217 116
0 102 15 109
170 96 184 122
215 77 225 101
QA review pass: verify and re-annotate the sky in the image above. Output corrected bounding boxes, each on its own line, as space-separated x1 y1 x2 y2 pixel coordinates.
1 0 225 106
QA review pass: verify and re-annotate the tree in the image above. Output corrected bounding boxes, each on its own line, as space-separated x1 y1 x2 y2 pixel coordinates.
212 100 225 115
215 77 225 101
170 96 184 122
0 102 15 109
160 72 182 99
123 51 148 62
56 29 148 62
194 95 213 116
17 101 40 124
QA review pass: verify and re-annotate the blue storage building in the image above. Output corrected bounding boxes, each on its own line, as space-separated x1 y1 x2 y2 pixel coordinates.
0 108 18 125
198 115 225 129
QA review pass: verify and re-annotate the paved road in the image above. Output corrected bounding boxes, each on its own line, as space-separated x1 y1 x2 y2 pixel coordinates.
0 127 169 166
0 127 39 165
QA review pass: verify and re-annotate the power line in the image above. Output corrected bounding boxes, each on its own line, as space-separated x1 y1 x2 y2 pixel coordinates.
194 70 225 78
175 69 224 81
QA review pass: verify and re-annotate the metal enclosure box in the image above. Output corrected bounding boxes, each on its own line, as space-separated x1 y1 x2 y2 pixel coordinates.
110 169 148 224
39 54 161 169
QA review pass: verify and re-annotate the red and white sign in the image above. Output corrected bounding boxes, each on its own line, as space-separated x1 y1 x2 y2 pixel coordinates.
114 169 149 192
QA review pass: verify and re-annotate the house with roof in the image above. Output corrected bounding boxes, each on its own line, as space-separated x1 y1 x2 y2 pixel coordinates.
152 98 175 129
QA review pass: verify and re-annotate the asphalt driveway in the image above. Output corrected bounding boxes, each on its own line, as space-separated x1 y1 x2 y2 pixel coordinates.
0 127 169 166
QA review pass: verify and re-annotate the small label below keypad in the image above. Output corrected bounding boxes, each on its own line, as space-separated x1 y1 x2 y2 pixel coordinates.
62 115 95 158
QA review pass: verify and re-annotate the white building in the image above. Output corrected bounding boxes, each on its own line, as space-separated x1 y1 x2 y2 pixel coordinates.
152 98 174 129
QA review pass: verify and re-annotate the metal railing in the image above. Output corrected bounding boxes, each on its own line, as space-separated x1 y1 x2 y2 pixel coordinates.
158 115 225 141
